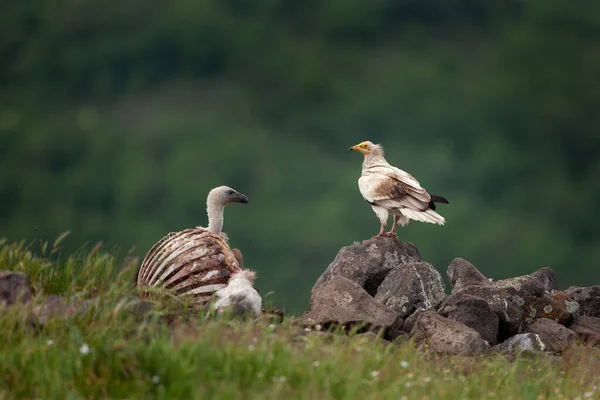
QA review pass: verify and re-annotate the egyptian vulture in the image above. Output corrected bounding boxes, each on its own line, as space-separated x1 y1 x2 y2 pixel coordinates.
348 141 448 238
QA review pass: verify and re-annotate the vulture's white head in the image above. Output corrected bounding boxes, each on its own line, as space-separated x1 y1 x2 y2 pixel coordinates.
348 141 384 157
207 186 248 206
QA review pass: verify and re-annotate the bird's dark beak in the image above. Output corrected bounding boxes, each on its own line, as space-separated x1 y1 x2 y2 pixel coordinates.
347 146 354 152
239 194 248 204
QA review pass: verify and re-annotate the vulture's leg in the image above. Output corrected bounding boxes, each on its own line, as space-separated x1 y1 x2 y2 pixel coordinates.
388 215 400 235
372 222 387 239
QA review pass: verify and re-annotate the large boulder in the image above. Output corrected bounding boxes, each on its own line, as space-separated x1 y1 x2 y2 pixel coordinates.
312 237 421 297
438 292 499 345
0 271 33 305
297 275 402 337
445 261 580 340
565 286 600 318
374 261 445 318
441 284 523 339
410 311 490 357
567 316 600 345
525 318 576 353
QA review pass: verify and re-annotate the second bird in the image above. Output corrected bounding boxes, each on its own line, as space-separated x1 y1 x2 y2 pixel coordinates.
348 141 449 239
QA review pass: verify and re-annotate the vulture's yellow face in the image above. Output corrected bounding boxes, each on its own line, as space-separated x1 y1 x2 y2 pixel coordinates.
348 141 373 155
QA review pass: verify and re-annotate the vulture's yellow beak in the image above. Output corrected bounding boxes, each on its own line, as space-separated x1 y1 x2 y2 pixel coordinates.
347 142 370 154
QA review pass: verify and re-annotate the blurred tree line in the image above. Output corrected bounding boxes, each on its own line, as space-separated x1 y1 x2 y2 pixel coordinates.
1 0 599 312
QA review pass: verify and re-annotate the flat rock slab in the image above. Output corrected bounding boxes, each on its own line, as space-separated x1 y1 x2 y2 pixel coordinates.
374 261 446 318
410 310 490 357
0 271 33 305
494 333 548 353
526 318 576 353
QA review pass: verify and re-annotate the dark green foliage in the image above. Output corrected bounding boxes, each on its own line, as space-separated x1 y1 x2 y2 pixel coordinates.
1 1 599 312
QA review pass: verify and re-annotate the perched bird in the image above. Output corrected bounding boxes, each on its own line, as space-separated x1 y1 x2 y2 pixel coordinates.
135 186 248 308
348 141 448 238
212 269 262 319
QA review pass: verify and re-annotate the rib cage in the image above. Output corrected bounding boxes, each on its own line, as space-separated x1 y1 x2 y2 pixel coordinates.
135 228 243 307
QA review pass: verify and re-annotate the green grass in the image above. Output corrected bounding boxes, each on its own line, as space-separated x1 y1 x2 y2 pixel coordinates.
0 236 599 400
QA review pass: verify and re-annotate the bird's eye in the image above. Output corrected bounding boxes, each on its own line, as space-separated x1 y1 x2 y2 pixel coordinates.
361 144 368 148
228 190 234 195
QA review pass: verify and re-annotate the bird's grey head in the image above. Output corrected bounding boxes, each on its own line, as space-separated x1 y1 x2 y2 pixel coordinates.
207 186 248 206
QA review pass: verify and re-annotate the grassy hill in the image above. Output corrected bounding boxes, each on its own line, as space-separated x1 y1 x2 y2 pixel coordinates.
0 237 598 399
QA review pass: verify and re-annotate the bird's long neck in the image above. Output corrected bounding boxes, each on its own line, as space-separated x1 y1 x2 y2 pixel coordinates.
207 197 225 235
362 152 388 170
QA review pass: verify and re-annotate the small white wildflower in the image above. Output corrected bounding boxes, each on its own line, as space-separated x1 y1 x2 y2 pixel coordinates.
312 361 320 367
405 382 413 388
370 370 380 379
315 324 322 331
248 345 255 351
304 327 311 332
46 339 54 346
488 277 494 282
79 343 90 355
584 392 594 399
422 376 432 383
152 375 160 384
400 360 409 368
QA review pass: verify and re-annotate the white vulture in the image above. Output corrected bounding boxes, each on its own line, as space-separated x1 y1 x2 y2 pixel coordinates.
135 185 249 308
348 141 448 238
200 185 249 238
212 269 262 319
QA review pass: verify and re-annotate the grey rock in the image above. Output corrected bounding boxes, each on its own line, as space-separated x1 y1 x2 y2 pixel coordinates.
530 267 560 293
567 316 600 345
114 295 155 318
31 295 80 325
446 258 490 291
402 309 424 334
495 333 547 353
410 311 490 357
313 237 421 297
298 275 402 335
565 286 600 318
438 292 499 345
493 275 546 300
442 285 522 339
526 318 575 353
374 261 446 318
0 271 33 305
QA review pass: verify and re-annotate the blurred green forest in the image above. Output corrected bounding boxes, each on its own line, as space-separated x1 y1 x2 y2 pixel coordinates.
1 0 599 313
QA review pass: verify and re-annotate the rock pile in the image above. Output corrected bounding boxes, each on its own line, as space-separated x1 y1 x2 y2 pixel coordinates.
297 237 600 356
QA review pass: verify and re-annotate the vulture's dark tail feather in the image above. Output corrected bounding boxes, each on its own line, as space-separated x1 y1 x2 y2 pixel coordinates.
429 194 449 210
